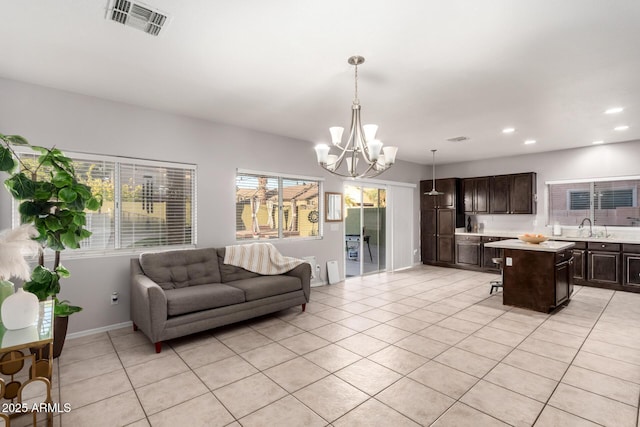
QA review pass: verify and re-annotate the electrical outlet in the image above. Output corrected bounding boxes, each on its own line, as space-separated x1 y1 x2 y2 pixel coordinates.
506 257 513 267
111 292 119 305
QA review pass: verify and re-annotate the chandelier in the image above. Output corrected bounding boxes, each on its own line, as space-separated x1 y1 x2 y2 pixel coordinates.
314 56 398 179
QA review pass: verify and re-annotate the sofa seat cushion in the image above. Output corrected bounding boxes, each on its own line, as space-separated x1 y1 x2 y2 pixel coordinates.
140 248 221 290
216 248 260 282
165 284 245 316
227 275 302 301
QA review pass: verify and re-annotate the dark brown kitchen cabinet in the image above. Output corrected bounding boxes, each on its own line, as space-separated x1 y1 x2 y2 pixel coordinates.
463 177 489 214
555 256 572 306
489 172 536 214
482 236 503 272
438 236 455 264
623 244 640 287
437 209 456 263
420 178 463 266
572 242 586 295
421 178 460 210
502 247 573 313
588 242 621 285
420 210 436 263
456 235 481 266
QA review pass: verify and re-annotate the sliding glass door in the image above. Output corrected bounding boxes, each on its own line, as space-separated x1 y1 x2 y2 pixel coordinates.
344 184 386 277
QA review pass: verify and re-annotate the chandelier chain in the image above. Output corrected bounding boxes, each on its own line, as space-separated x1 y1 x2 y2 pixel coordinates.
354 63 359 105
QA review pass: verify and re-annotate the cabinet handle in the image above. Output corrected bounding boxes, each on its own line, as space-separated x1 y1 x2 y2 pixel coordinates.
601 244 606 248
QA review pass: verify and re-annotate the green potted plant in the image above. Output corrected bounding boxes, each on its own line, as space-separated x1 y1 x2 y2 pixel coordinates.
0 133 102 357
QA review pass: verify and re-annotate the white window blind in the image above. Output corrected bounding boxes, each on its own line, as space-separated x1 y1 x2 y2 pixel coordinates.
235 172 320 241
548 178 640 227
13 149 196 254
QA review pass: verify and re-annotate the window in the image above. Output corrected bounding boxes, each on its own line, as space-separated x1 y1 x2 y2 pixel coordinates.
235 170 321 240
13 149 197 253
548 177 640 227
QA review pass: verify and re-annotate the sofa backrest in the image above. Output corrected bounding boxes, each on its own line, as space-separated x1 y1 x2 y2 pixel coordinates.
216 248 260 282
139 248 221 290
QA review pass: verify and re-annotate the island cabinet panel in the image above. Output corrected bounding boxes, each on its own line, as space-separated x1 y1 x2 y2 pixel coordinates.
456 235 481 266
588 242 621 285
502 248 573 313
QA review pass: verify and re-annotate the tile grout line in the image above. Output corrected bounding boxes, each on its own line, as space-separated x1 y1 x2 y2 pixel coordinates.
529 287 616 426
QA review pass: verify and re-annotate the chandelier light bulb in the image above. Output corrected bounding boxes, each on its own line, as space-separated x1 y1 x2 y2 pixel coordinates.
314 144 330 164
329 127 344 145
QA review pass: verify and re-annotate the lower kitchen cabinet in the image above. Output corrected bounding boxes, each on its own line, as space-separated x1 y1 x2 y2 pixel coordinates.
482 236 503 272
438 235 455 264
588 242 621 285
456 235 481 266
572 242 586 282
623 244 640 287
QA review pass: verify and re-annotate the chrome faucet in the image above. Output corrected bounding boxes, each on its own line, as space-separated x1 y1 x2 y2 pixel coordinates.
578 217 593 237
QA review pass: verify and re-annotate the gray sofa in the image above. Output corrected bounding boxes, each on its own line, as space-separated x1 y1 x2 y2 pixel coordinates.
130 247 311 352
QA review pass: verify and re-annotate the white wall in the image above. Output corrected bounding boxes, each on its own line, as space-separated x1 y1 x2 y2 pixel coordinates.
0 78 429 334
434 140 640 232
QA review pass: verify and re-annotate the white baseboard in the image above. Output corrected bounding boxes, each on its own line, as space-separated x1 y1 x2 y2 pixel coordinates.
66 321 133 340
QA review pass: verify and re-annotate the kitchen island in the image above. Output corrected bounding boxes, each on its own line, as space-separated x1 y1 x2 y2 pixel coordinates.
484 239 575 313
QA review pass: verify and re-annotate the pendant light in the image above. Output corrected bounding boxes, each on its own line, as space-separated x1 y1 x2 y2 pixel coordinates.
425 149 443 196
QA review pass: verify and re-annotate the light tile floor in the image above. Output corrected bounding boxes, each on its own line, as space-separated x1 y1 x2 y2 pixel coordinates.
18 265 640 426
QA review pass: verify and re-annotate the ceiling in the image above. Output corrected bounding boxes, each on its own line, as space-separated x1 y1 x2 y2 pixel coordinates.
0 0 638 165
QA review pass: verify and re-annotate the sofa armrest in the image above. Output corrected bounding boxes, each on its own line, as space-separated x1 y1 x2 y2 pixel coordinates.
130 258 168 343
285 262 311 302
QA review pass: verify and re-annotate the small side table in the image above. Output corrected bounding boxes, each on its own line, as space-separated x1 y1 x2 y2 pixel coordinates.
0 300 54 427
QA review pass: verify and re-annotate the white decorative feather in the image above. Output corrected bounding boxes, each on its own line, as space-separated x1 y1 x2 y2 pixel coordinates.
0 224 41 281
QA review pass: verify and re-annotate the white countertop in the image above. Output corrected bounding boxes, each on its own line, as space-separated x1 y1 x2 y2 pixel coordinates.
484 239 575 252
455 230 640 245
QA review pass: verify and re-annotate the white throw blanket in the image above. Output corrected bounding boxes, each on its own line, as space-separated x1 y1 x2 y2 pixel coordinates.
224 243 305 275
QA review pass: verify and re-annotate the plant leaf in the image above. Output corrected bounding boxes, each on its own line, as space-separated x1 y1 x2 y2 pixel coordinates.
1 134 29 146
4 173 35 199
0 146 16 172
52 170 73 188
44 215 63 232
55 264 70 278
58 187 77 203
86 196 102 211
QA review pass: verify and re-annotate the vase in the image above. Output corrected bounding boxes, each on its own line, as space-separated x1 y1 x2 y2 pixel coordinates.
1 288 39 330
0 280 15 319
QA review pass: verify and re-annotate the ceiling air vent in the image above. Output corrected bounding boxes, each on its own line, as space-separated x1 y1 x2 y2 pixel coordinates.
446 136 470 142
107 0 168 36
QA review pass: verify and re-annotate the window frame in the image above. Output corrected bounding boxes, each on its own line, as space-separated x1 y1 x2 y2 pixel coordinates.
235 168 324 242
546 175 640 229
11 148 198 259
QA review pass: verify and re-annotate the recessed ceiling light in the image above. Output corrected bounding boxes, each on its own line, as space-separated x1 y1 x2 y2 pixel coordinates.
524 140 536 145
592 140 605 145
605 107 624 114
614 125 629 131
502 127 515 134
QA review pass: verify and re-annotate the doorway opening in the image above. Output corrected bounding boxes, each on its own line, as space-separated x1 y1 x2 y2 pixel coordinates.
344 185 386 277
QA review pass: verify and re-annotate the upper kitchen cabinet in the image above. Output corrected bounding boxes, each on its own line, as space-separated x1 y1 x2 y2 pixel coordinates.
420 178 461 210
489 172 537 214
463 177 489 214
